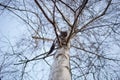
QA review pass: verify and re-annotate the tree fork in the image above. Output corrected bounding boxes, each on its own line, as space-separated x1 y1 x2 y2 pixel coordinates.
49 30 71 80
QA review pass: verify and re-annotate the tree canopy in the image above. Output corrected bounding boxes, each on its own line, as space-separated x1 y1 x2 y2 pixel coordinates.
0 0 120 80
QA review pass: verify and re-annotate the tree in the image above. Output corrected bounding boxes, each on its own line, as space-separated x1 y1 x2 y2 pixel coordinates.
0 0 120 80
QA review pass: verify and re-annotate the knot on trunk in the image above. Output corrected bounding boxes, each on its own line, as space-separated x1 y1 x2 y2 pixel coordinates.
58 31 70 48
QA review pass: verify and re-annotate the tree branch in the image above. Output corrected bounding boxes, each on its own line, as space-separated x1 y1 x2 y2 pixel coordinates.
32 36 54 41
34 0 53 24
52 0 72 27
76 0 112 33
59 0 75 13
66 0 89 45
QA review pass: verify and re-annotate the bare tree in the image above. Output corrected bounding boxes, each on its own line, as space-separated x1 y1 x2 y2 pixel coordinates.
0 0 120 80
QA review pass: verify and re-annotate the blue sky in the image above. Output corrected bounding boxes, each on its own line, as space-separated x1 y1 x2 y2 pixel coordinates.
0 12 25 43
0 0 120 79
0 12 51 80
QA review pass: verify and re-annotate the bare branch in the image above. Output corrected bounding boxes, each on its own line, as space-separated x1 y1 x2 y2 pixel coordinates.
76 0 112 33
34 0 53 24
59 0 75 13
73 0 88 26
32 36 54 41
52 0 72 27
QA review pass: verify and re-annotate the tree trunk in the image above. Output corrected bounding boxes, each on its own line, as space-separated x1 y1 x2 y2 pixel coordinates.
49 47 71 80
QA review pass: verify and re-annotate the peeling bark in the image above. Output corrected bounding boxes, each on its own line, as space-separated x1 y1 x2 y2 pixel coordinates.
49 47 71 80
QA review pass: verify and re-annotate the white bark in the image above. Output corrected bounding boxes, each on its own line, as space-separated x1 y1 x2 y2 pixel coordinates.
49 47 71 80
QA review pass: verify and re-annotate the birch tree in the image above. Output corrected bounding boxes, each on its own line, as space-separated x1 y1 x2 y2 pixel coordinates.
0 0 120 80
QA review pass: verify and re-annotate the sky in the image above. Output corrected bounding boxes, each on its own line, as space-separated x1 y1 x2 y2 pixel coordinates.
0 0 120 80
0 12 26 44
0 12 51 80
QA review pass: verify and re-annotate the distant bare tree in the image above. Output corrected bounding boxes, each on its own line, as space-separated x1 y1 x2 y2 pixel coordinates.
0 0 120 80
